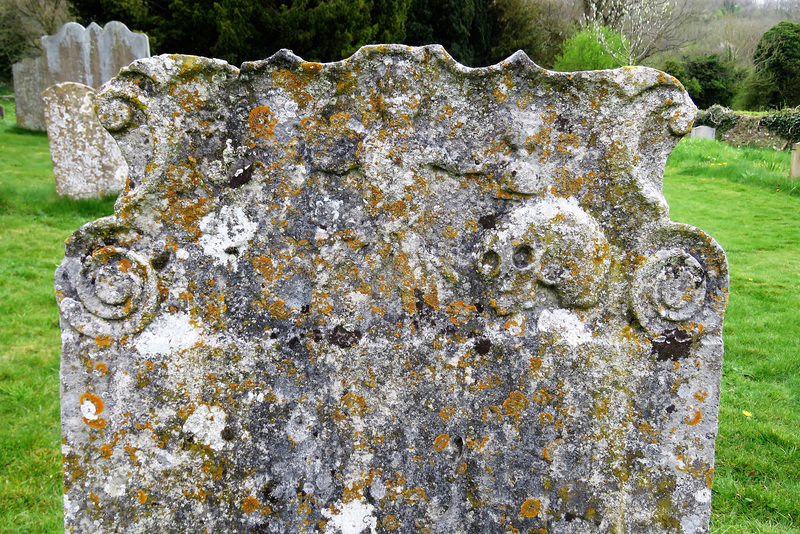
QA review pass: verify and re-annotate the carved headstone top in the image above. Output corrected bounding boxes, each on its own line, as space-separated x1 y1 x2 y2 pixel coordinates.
42 21 150 90
42 82 128 199
57 46 727 534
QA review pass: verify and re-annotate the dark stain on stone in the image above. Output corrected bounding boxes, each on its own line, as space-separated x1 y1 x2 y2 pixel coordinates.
666 404 676 414
474 302 484 314
228 163 254 189
328 325 362 348
221 426 235 441
453 436 464 457
475 338 492 355
652 329 692 362
301 304 310 314
288 336 302 351
479 214 497 229
151 251 171 270
224 246 239 256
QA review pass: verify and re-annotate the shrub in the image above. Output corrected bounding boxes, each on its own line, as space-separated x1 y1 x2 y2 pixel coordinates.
761 107 800 144
553 25 627 71
695 104 739 133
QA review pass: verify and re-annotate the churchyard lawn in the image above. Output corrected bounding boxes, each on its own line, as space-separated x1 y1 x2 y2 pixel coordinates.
0 101 797 533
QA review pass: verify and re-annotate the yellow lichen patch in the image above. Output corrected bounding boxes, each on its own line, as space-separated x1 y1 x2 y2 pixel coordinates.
249 106 277 139
342 393 369 417
300 62 323 73
686 410 702 425
79 392 106 428
538 412 553 426
405 488 426 504
520 498 541 518
482 406 503 423
542 439 562 461
446 300 477 325
95 335 114 347
439 406 456 421
433 434 450 451
136 489 147 504
382 515 400 530
242 495 261 514
503 391 530 422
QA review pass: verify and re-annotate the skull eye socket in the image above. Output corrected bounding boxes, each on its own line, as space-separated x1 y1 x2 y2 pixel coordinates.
480 251 501 277
512 246 533 269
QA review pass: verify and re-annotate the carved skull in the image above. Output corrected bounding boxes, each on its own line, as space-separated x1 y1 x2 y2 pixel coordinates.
479 199 610 315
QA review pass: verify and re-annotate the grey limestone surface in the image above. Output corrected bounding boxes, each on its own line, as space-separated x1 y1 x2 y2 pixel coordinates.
56 46 728 533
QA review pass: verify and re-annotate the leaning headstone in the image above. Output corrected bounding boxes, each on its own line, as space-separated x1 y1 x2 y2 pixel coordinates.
57 47 728 533
0 105 4 120
792 143 800 180
12 56 47 130
42 21 150 90
688 125 716 140
43 82 128 199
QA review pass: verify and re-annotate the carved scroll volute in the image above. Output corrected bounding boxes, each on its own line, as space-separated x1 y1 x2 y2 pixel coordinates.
55 217 160 339
631 224 728 339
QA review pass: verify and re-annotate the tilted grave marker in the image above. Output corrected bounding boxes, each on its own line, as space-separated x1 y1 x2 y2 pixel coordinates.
12 56 47 131
57 46 728 533
42 82 128 199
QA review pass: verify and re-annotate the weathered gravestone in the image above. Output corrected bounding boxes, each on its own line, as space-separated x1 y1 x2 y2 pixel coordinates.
42 82 128 199
56 47 728 533
12 56 47 131
687 125 715 140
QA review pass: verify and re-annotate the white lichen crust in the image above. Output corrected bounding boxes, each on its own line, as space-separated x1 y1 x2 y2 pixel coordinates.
56 45 727 534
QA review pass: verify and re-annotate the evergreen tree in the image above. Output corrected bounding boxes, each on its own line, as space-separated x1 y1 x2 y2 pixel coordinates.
403 0 492 66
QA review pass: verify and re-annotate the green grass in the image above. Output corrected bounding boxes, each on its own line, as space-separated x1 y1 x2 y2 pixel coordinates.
1 105 799 532
0 101 115 534
664 138 800 534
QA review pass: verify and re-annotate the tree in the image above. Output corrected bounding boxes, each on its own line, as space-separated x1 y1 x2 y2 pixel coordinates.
403 0 492 66
662 54 742 109
69 0 413 65
581 0 703 65
0 0 69 81
750 20 800 108
552 24 627 71
488 0 577 67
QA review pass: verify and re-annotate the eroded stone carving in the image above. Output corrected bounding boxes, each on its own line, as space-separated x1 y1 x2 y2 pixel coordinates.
57 46 727 534
42 82 129 199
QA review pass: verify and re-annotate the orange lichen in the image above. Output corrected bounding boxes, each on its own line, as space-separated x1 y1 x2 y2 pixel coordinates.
439 406 456 421
433 434 450 452
520 498 541 518
482 406 503 423
503 391 530 422
95 335 114 347
242 495 261 514
248 106 277 139
136 489 147 504
686 410 702 425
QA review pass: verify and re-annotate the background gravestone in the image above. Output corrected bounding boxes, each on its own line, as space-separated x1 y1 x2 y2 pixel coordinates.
57 46 728 533
42 82 128 199
12 21 149 131
42 21 150 90
11 57 47 131
688 125 716 140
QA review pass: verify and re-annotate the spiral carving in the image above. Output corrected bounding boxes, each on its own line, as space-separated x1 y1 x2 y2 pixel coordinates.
58 243 159 339
631 249 707 336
